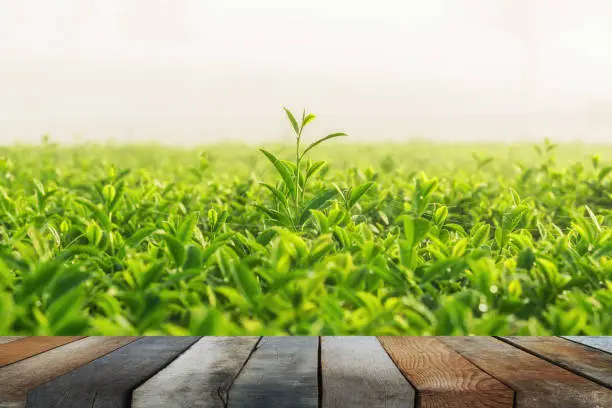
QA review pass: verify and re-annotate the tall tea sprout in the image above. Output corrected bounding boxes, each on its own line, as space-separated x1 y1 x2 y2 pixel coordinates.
258 107 347 230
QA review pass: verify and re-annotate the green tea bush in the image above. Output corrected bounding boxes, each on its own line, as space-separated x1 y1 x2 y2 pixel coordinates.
0 110 610 336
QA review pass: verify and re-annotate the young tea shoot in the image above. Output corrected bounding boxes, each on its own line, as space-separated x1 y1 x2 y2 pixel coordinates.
257 107 353 230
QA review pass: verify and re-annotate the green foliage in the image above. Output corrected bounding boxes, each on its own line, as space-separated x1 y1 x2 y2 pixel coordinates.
0 116 610 335
259 108 348 230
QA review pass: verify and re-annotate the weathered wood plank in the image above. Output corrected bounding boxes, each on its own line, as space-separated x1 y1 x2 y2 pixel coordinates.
132 336 259 408
0 337 26 345
321 336 416 408
0 337 138 408
501 336 612 388
0 336 85 367
25 336 200 408
441 337 612 408
563 336 612 354
378 336 514 408
227 336 319 408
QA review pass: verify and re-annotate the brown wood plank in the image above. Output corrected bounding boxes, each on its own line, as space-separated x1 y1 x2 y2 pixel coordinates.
563 336 612 354
321 336 416 408
378 336 514 408
0 336 138 408
0 336 85 367
227 336 319 408
501 336 612 389
441 337 612 408
24 336 200 408
0 337 26 345
132 337 260 408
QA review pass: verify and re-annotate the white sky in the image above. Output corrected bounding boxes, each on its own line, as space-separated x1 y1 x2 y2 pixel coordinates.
1 0 611 144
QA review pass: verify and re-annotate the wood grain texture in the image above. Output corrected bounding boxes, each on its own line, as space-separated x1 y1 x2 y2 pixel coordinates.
0 336 85 367
502 336 612 389
132 336 259 408
321 336 416 408
0 336 138 408
24 336 200 408
441 337 612 408
378 336 514 408
0 338 26 345
227 336 319 408
563 336 612 354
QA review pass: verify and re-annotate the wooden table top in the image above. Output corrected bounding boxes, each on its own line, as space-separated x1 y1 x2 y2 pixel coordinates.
0 336 610 408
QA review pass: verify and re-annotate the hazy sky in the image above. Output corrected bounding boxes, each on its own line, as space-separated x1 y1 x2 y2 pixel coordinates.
1 0 611 144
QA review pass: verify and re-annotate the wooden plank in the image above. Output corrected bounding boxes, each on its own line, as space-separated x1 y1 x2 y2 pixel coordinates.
227 336 319 408
563 336 612 354
0 337 138 408
441 337 612 408
502 336 612 388
0 336 85 367
378 336 514 408
25 336 200 408
321 336 416 408
0 337 26 345
132 336 259 408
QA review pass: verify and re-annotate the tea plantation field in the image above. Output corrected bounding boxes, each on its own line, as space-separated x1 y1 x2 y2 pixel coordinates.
0 130 610 335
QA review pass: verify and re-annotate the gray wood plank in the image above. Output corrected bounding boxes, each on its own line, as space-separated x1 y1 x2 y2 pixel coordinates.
132 337 259 408
227 336 319 408
0 337 26 345
563 336 612 354
441 337 612 408
0 337 138 408
321 336 415 408
24 336 200 408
